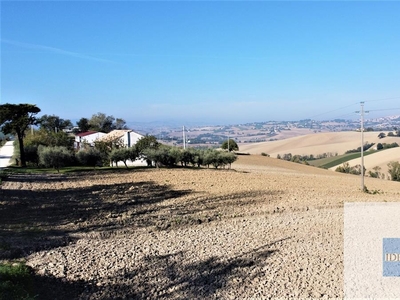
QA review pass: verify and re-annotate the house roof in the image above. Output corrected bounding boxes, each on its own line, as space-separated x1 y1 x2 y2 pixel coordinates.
75 131 99 137
98 130 132 142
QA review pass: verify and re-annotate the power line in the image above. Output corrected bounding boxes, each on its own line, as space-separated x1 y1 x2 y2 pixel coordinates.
364 97 400 103
307 102 359 120
305 96 400 121
368 108 400 113
310 105 400 121
330 112 359 120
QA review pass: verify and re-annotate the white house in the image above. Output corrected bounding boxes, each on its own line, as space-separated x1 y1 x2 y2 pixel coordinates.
98 130 146 166
97 129 143 147
74 131 106 150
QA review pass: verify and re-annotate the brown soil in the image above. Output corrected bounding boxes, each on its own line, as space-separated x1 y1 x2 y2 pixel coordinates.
1 155 399 299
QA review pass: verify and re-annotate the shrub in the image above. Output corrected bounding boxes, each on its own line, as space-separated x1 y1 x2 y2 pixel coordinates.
345 142 375 154
336 162 351 173
368 166 382 178
261 152 270 157
382 142 399 150
335 162 365 175
0 262 35 300
388 161 400 181
38 146 74 172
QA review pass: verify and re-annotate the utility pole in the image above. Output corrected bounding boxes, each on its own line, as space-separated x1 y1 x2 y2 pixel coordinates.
356 102 369 191
182 126 186 149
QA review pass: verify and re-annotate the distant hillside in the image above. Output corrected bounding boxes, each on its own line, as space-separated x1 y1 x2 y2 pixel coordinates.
329 147 400 176
239 131 400 177
239 131 399 158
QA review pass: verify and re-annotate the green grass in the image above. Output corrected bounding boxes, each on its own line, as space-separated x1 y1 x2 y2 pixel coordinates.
308 150 377 169
0 262 36 300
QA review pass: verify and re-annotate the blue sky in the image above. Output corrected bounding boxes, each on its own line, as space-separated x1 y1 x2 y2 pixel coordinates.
1 1 400 125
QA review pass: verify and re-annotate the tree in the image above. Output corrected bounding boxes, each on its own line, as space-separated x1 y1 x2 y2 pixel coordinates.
88 112 116 133
77 117 90 132
135 135 160 157
38 145 73 172
110 148 130 168
24 128 74 149
221 139 239 152
0 103 41 167
38 114 72 132
76 148 102 168
378 132 386 139
115 118 128 130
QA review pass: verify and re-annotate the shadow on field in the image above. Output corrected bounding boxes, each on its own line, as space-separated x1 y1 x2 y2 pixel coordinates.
153 189 284 230
0 173 192 259
79 238 289 299
0 171 287 299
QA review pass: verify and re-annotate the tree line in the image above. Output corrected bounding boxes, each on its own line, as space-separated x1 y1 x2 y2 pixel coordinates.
0 103 238 170
14 134 237 172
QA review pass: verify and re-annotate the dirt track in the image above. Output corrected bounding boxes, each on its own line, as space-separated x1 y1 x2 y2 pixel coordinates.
1 155 400 299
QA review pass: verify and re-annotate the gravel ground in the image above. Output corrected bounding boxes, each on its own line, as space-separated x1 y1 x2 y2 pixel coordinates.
1 155 400 299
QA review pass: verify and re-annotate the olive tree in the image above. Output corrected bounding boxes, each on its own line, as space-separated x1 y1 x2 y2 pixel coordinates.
76 148 103 168
38 146 74 172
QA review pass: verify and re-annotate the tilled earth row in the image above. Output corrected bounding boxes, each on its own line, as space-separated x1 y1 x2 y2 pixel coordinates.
1 156 399 299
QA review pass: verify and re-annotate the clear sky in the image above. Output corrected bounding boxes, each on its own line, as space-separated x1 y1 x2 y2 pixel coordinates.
1 1 400 125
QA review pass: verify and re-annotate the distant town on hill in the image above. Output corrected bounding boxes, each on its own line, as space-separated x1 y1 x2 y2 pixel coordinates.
128 115 400 147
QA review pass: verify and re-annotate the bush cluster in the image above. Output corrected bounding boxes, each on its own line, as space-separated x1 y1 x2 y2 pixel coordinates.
335 162 365 175
368 166 385 179
16 136 237 171
277 152 337 162
345 142 375 154
376 142 399 150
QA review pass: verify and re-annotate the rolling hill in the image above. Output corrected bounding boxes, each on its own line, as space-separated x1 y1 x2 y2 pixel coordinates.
239 131 400 176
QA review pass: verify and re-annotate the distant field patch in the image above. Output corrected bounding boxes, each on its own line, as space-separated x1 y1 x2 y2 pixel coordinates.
309 151 377 169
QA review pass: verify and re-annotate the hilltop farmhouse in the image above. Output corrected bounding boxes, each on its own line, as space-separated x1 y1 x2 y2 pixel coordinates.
97 129 143 147
74 131 106 150
98 129 146 166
